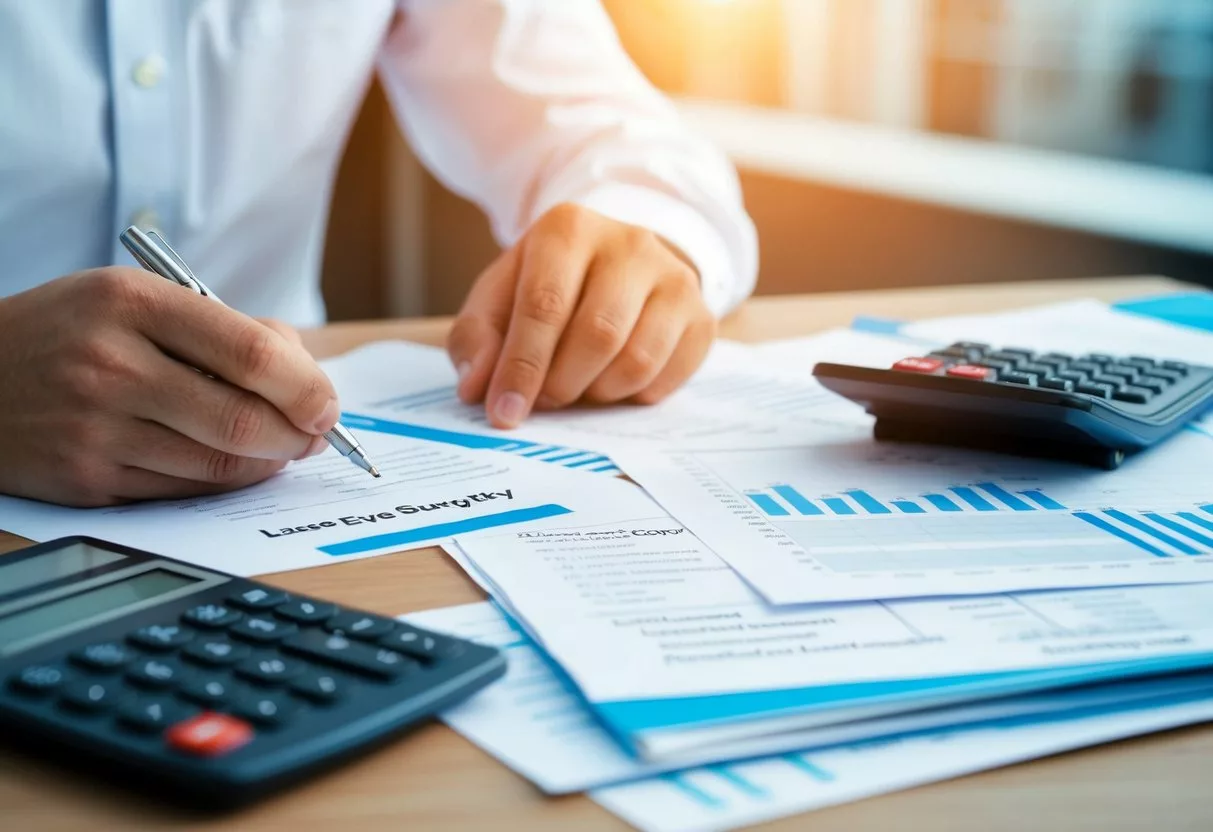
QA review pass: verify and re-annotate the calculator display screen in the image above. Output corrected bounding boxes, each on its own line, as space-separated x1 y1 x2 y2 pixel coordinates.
0 569 198 653
0 542 127 596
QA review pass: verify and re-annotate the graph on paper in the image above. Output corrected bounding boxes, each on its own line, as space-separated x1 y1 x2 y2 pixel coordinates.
617 431 1213 604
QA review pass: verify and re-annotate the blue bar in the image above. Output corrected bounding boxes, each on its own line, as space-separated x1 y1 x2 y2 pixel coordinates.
494 442 530 452
782 754 835 782
773 485 823 516
950 487 997 511
747 493 790 517
1180 512 1213 532
565 455 611 468
538 450 593 464
1104 509 1199 555
924 494 962 512
844 489 893 515
1073 511 1169 558
1144 513 1213 549
663 773 726 809
708 765 769 798
1202 504 1213 516
976 482 1033 511
319 504 573 556
340 413 522 451
822 497 856 516
1020 489 1066 510
590 463 621 473
519 445 562 457
892 500 926 514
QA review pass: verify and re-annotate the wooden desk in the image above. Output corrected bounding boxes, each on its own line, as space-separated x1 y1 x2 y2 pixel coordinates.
4 276 1211 832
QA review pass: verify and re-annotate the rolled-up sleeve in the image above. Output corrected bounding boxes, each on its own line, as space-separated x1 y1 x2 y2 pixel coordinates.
377 0 758 316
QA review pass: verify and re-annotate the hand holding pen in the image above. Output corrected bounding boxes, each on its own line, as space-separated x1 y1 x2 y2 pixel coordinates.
0 229 375 507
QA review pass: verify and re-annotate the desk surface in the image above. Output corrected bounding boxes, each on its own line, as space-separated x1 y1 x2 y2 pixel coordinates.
4 276 1211 832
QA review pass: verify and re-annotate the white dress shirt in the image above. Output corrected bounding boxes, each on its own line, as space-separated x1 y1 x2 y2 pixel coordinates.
0 0 756 326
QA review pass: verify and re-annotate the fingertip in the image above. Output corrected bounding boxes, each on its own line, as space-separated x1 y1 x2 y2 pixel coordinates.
489 391 529 429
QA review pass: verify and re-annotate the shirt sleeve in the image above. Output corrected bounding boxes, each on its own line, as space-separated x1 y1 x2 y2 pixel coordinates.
377 0 758 317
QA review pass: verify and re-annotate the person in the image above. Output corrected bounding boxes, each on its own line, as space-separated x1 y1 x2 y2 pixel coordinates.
0 0 756 507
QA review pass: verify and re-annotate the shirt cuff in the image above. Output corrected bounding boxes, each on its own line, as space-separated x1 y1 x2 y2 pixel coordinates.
569 183 739 318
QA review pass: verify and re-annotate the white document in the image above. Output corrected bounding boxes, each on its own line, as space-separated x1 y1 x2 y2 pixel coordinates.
612 424 1213 605
405 602 1213 832
0 428 656 576
902 299 1213 362
455 514 1213 754
326 331 907 457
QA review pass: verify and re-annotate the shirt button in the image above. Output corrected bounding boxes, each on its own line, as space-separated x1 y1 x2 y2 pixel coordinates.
131 54 166 89
128 208 161 232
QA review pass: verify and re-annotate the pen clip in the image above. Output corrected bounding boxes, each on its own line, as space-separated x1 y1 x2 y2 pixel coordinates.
146 230 199 286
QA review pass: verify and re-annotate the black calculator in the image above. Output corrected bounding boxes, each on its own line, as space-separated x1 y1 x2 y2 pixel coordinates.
813 342 1213 469
0 536 505 808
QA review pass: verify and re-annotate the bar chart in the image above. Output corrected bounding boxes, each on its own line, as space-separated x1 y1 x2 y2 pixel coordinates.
745 481 1068 518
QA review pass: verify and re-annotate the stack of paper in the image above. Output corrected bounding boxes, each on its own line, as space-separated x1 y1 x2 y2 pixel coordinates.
2 296 1211 831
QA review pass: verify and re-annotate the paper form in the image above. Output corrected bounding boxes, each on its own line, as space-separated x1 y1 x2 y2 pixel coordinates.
406 602 1213 831
611 425 1213 605
902 299 1213 363
0 427 657 576
455 515 1213 757
326 331 908 457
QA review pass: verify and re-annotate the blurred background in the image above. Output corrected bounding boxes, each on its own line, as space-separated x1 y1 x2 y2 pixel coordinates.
322 0 1213 321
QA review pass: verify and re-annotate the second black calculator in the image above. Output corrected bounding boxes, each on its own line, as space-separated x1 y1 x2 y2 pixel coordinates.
814 342 1213 468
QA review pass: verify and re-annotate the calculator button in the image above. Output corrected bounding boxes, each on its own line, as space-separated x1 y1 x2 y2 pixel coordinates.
1131 377 1166 394
183 638 250 667
127 657 190 689
975 359 1015 373
1090 374 1126 389
891 357 944 374
274 600 337 624
117 697 195 734
71 642 136 672
10 665 69 696
182 604 243 629
1037 352 1072 366
1075 382 1114 399
379 628 465 663
228 587 290 610
1112 387 1152 405
324 612 396 640
289 671 346 704
232 692 300 727
1102 365 1140 381
1016 363 1053 377
1125 356 1156 368
230 616 298 644
236 655 305 686
166 712 254 757
1160 360 1188 374
1082 353 1115 365
997 371 1037 387
178 676 240 707
1038 377 1075 392
1142 368 1184 384
986 351 1026 366
60 679 129 713
1056 370 1089 384
282 631 416 679
128 624 194 651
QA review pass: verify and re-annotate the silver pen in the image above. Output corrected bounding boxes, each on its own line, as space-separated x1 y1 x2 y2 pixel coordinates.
120 225 381 478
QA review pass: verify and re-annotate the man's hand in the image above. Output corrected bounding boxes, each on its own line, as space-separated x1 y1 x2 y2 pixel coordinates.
448 204 717 428
0 268 340 507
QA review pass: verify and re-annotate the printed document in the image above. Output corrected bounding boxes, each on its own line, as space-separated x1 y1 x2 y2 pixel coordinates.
611 426 1213 604
407 602 1213 832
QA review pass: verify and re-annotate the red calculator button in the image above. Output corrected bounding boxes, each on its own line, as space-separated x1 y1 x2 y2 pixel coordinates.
165 712 253 757
946 364 994 381
892 357 945 374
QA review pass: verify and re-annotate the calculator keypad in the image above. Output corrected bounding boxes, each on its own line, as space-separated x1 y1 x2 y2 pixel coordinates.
900 342 1201 409
3 584 479 765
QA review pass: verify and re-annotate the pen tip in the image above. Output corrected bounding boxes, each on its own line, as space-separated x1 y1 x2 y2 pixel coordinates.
370 466 382 479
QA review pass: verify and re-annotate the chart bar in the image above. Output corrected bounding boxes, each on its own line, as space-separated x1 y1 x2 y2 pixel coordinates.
1202 504 1213 516
747 492 790 517
1104 509 1199 555
976 483 1033 511
1073 512 1169 557
1180 512 1213 532
892 500 926 514
565 455 611 468
708 765 769 798
772 485 824 515
923 494 962 512
950 487 997 512
1020 490 1067 510
663 773 725 808
519 445 563 457
844 489 893 515
782 754 836 782
822 497 856 516
1144 513 1213 548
